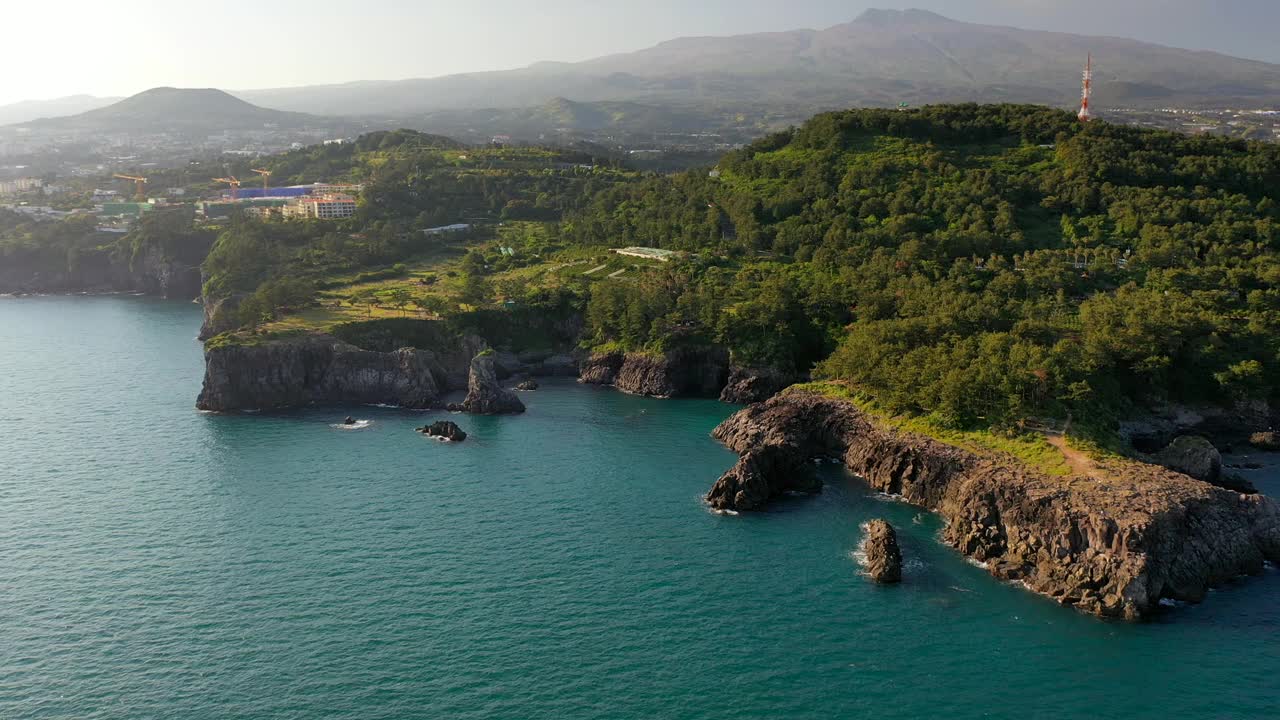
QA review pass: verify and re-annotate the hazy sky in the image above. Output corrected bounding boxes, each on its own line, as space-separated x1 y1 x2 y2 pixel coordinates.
5 0 1277 105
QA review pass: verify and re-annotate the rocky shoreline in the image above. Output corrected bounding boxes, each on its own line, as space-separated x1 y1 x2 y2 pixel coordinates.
707 390 1280 620
194 326 1280 621
198 324 798 412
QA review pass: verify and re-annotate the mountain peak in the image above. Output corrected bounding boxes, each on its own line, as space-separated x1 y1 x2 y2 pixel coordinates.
853 8 954 26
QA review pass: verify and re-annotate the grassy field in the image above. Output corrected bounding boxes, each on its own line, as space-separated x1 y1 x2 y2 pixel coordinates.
256 221 672 336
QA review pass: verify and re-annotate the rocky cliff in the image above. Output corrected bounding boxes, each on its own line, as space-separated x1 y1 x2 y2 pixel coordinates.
719 365 799 404
709 390 1280 620
579 347 729 398
0 246 202 299
197 334 458 412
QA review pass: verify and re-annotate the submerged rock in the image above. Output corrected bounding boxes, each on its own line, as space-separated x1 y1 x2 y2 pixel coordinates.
862 520 903 584
419 420 467 442
460 353 526 415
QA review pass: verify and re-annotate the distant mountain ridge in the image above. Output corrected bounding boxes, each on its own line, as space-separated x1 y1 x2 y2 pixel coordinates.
232 8 1280 116
0 94 121 126
13 88 318 133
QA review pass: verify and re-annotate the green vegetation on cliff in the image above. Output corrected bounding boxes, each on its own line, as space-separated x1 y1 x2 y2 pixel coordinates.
198 105 1280 441
567 104 1280 430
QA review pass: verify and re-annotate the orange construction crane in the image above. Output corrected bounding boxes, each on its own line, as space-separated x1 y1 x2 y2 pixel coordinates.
213 176 242 200
250 168 272 194
112 173 148 201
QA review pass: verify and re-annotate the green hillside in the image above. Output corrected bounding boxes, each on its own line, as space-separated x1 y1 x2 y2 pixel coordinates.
196 105 1280 439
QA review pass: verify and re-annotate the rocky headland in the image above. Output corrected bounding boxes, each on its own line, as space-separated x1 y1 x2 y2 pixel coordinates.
196 333 471 412
708 389 1280 620
196 321 582 413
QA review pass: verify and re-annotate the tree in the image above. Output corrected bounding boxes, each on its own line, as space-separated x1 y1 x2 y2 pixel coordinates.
388 287 413 316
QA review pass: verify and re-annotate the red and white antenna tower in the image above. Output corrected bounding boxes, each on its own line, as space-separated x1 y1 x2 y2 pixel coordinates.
1078 54 1094 122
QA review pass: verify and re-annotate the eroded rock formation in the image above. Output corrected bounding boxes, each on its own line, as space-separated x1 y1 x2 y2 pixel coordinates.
709 390 1280 619
458 354 526 415
862 520 903 584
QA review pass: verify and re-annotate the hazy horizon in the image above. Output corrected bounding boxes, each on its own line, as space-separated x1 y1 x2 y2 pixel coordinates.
6 0 1280 106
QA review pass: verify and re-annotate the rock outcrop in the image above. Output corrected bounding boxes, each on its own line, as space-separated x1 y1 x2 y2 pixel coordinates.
703 444 821 511
719 366 796 404
1147 436 1223 485
197 334 448 411
1250 431 1280 451
578 351 624 386
419 420 467 442
1143 435 1256 493
515 379 540 391
862 520 903 584
198 321 574 412
709 390 1280 620
457 354 526 415
579 347 729 398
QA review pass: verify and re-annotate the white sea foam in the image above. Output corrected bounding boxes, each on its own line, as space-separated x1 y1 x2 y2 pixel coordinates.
332 420 373 430
869 492 909 504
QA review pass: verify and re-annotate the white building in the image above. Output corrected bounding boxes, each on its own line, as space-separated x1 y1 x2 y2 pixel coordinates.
285 194 357 220
0 177 44 195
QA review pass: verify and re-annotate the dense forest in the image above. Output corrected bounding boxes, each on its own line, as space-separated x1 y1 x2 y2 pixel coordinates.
564 105 1280 429
12 107 1279 434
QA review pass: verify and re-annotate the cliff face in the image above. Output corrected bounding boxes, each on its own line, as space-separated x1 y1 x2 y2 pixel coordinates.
709 390 1280 620
198 295 242 341
579 347 729 398
0 246 200 299
719 365 799 404
197 334 454 412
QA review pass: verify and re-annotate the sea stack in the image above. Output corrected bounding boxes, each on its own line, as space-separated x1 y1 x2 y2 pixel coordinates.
420 420 468 442
459 353 526 415
862 520 903 584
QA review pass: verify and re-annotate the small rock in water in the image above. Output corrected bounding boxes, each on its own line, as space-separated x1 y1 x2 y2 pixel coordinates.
1249 431 1280 451
863 519 903 584
418 421 468 442
515 379 540 392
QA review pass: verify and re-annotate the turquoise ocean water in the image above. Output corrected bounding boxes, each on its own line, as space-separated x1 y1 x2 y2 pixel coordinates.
1 296 1278 719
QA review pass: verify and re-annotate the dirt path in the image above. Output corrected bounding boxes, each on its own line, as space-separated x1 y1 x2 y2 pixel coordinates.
1044 433 1105 479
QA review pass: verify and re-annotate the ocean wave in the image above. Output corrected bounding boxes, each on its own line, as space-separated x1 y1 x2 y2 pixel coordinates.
332 420 373 430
